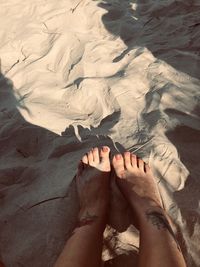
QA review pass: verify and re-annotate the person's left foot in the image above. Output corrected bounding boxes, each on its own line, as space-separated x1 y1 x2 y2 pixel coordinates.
76 146 111 222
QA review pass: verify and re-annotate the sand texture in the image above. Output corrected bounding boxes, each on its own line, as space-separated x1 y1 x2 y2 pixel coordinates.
0 0 200 266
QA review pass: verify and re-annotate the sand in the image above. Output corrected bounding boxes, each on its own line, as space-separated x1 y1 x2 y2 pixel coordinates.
0 0 200 266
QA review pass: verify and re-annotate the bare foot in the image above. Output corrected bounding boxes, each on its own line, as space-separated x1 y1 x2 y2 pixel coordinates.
112 152 164 225
76 146 111 224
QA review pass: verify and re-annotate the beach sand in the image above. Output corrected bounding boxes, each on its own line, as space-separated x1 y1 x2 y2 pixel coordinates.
0 0 200 266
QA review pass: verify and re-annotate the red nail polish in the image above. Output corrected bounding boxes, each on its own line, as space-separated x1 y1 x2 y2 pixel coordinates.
102 146 108 152
116 154 122 160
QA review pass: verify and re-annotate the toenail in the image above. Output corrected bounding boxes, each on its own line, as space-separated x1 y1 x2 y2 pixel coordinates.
115 154 122 160
102 146 108 152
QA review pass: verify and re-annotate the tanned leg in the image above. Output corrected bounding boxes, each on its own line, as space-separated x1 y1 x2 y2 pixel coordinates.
54 146 111 267
112 152 187 267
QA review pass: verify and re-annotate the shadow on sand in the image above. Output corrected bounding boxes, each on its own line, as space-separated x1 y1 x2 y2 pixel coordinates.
98 0 200 79
0 71 131 266
166 125 200 266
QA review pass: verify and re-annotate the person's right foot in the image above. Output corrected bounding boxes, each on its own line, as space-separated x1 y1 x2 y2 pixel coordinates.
112 152 164 225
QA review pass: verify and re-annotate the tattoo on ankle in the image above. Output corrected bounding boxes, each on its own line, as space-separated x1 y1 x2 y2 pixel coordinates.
146 210 181 251
77 212 98 227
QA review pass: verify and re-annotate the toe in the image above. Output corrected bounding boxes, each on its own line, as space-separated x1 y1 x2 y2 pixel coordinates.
82 154 88 165
87 150 94 165
93 147 100 164
124 151 132 170
138 158 145 172
131 153 137 167
112 154 125 177
100 146 110 162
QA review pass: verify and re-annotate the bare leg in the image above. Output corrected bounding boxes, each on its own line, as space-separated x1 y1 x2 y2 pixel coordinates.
112 152 187 267
54 146 111 267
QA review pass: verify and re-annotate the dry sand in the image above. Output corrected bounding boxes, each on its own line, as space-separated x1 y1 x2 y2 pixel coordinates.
0 0 200 266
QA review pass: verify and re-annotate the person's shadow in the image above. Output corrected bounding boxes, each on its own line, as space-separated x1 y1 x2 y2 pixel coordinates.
0 71 135 266
98 0 200 79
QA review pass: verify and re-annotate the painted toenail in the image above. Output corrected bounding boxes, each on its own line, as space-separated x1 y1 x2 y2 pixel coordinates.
116 154 122 160
102 146 108 152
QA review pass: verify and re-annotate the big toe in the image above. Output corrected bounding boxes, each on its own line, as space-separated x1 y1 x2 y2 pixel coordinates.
112 154 125 177
99 146 111 171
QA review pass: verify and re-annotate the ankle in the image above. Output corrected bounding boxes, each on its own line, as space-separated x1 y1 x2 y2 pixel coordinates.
79 206 108 222
77 208 107 232
130 196 162 214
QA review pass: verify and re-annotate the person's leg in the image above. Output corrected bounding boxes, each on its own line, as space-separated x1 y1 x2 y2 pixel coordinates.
112 152 187 267
54 146 111 267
